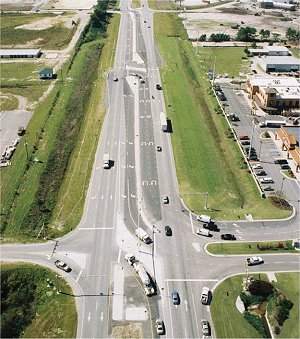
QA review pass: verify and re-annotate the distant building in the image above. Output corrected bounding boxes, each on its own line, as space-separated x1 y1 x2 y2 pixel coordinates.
246 76 300 112
258 0 296 10
258 56 300 73
0 49 42 59
249 46 291 57
39 68 54 80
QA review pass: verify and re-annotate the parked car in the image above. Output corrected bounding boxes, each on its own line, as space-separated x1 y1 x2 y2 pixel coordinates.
165 225 172 236
155 319 165 335
252 163 263 170
201 287 210 305
55 260 71 272
255 170 267 176
263 185 274 191
156 84 162 90
241 140 250 146
239 135 249 140
17 126 26 136
196 228 211 237
171 290 180 305
201 320 211 336
156 146 162 152
113 76 118 82
162 196 169 204
124 253 135 265
221 233 236 240
247 256 264 266
259 177 274 184
280 164 290 170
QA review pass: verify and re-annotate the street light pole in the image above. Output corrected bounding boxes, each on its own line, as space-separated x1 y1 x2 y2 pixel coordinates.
24 138 29 161
280 177 286 195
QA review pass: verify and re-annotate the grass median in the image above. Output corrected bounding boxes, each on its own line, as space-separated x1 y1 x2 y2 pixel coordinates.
1 262 77 338
154 13 292 220
207 240 296 255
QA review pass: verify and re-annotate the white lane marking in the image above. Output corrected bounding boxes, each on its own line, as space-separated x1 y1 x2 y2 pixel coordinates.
184 299 188 312
191 287 200 336
88 312 91 322
236 229 241 234
96 302 99 312
78 227 114 230
76 269 83 282
189 210 195 234
233 223 239 227
100 312 104 321
165 279 218 282
110 194 113 200
167 281 175 339
117 248 122 264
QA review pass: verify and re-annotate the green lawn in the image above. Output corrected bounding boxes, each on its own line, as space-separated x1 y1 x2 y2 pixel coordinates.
291 48 300 59
1 262 77 338
211 274 267 338
0 94 19 111
197 47 250 77
154 13 291 220
0 62 51 107
207 240 296 255
0 12 76 49
131 0 140 8
275 272 300 338
148 0 177 10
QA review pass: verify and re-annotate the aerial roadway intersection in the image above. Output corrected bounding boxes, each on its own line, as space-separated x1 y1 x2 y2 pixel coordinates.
1 0 299 338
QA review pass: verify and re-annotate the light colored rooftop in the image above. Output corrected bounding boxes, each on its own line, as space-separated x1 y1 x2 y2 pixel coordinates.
0 49 41 56
249 75 300 87
262 56 300 65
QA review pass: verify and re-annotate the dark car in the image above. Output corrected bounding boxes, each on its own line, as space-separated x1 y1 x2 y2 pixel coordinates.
171 290 180 305
221 233 236 241
156 84 162 90
165 225 172 236
256 170 267 176
280 164 290 170
239 135 249 140
241 140 250 146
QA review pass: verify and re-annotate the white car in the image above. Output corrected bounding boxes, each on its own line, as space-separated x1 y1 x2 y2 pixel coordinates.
247 256 264 266
201 320 211 336
259 177 273 184
201 287 210 305
124 253 135 265
155 319 165 335
252 163 262 170
162 196 169 204
55 260 71 272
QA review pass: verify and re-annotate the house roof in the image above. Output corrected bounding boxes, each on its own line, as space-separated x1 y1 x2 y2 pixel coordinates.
39 68 53 75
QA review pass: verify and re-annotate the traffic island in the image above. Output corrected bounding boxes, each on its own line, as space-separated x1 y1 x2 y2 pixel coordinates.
206 240 297 255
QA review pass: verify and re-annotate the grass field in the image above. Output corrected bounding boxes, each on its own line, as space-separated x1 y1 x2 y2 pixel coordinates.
131 0 140 8
197 47 250 77
0 94 19 111
148 0 177 10
0 12 76 49
0 13 120 242
1 262 77 338
207 240 296 255
0 62 51 108
291 48 300 59
211 274 267 338
154 13 291 220
274 272 300 338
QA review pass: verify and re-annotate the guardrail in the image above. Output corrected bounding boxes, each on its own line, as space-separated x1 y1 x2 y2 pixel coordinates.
211 83 265 198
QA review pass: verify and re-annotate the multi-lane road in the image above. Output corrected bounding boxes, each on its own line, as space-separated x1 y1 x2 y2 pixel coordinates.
1 0 300 338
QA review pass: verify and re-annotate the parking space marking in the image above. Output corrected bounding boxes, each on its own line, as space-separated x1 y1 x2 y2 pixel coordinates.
165 279 218 282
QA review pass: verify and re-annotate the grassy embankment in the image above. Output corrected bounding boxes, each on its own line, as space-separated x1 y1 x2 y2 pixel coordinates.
148 0 177 10
291 48 300 58
198 46 250 77
131 0 141 8
273 273 300 338
0 62 51 110
1 262 77 338
0 1 120 242
211 274 267 338
0 94 19 111
207 240 296 255
0 12 76 49
154 13 291 220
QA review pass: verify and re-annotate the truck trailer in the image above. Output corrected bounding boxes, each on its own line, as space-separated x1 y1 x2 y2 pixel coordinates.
259 120 286 128
160 112 168 132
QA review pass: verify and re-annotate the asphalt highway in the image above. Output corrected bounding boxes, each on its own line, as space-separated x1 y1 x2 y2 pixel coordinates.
1 0 300 338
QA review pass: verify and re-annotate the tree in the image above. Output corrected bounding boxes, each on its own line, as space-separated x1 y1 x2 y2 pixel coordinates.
272 32 281 42
248 280 274 298
199 34 207 41
286 27 300 41
259 29 270 40
209 33 230 42
236 26 257 42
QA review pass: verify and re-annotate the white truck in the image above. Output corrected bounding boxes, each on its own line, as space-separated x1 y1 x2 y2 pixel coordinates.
196 214 212 224
135 227 152 244
259 120 286 128
133 262 155 296
160 112 168 132
103 153 110 169
196 228 211 237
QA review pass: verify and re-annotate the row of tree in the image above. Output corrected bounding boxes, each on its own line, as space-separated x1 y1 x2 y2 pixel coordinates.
197 26 299 43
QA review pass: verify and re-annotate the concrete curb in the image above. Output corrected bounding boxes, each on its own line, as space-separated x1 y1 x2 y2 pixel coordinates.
204 242 299 257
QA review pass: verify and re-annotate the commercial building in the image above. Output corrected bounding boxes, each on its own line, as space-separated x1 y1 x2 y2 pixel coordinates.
248 46 291 57
0 49 42 59
275 127 300 172
246 76 300 112
258 56 300 73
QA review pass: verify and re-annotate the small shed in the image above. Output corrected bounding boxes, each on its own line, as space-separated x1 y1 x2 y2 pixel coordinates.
39 68 54 79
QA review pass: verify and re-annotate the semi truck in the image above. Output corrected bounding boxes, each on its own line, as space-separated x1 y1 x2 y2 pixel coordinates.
160 112 168 132
135 227 152 244
133 262 155 296
259 120 286 128
103 153 110 169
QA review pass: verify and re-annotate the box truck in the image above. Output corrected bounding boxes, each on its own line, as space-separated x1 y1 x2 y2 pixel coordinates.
135 227 152 244
160 112 168 132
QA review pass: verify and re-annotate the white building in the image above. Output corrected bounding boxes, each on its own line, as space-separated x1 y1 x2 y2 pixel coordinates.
258 56 300 73
0 49 42 59
249 45 291 57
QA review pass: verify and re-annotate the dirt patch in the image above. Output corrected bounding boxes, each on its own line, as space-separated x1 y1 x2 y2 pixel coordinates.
112 323 143 339
15 15 75 31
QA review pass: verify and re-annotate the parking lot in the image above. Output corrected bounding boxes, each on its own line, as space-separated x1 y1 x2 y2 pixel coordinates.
215 83 298 199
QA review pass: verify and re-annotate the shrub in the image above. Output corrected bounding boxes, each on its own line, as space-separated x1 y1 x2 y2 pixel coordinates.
244 312 268 338
240 291 264 309
248 280 274 298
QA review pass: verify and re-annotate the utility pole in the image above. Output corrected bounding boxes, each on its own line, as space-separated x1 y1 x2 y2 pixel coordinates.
248 123 255 160
212 56 216 86
24 138 29 162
